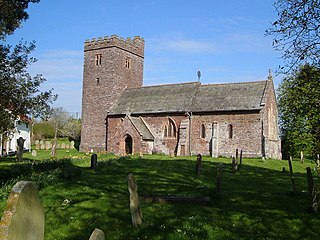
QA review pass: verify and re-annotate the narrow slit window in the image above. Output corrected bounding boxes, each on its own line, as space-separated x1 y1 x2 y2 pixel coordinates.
201 124 206 138
164 125 168 137
96 78 100 86
95 54 102 66
228 124 233 139
125 57 131 69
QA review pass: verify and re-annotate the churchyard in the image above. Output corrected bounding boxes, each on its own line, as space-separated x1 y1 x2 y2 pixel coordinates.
0 150 319 239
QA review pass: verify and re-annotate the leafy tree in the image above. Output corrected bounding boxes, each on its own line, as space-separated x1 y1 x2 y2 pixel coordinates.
266 0 320 72
0 0 56 136
278 64 320 158
60 119 81 141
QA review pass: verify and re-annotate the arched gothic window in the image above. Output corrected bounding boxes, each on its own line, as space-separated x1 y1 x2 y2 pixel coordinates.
164 118 176 138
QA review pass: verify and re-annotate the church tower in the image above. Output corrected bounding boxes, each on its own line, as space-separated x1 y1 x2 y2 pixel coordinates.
80 35 144 152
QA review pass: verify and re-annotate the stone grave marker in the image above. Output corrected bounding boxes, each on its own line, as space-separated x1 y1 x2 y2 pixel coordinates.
56 143 61 149
128 173 142 226
195 154 202 174
61 143 66 149
35 140 40 145
216 162 223 194
89 228 105 240
39 140 44 145
32 150 37 157
35 143 40 150
40 144 45 150
70 141 75 149
17 137 25 161
91 154 98 170
0 181 45 240
45 141 52 150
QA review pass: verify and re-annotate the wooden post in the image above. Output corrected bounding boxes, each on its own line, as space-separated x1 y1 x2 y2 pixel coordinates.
195 154 202 175
239 149 243 165
235 149 239 162
91 154 98 170
128 173 142 227
288 156 296 192
216 163 223 194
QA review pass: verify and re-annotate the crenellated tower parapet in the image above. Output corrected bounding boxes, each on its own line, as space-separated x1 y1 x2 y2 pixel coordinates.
84 35 144 58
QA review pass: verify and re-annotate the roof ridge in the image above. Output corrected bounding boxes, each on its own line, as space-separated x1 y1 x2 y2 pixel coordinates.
201 80 267 87
128 81 200 90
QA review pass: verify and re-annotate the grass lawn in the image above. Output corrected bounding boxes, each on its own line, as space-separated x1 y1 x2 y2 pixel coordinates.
0 151 319 239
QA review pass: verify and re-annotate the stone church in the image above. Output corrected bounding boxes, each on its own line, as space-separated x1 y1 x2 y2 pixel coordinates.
80 35 281 159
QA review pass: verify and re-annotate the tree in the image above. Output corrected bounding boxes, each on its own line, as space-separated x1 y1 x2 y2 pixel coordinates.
0 0 56 136
48 108 70 157
266 0 320 72
278 64 320 158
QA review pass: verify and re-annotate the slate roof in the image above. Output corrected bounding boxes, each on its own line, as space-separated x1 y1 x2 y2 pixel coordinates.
129 116 154 140
108 80 268 115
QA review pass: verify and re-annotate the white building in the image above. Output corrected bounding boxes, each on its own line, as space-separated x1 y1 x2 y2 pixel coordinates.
0 116 31 156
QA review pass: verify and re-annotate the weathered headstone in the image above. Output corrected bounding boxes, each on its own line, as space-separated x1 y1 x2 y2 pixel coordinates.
195 154 202 175
61 143 66 149
91 154 98 170
45 141 52 150
56 143 61 149
35 144 40 150
70 141 75 149
128 173 142 227
216 163 223 194
40 144 45 150
301 151 304 163
35 140 40 145
288 156 296 192
232 156 238 172
306 167 319 212
0 181 45 240
32 150 37 157
39 140 44 145
89 228 105 240
16 137 25 161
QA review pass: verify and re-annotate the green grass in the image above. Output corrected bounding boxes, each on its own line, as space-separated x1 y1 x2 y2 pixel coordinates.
0 152 319 239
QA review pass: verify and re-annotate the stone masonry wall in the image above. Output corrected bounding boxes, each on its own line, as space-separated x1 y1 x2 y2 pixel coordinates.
80 36 144 152
191 112 262 158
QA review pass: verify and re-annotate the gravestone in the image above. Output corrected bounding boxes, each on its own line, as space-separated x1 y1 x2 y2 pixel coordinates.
61 143 66 149
288 157 296 192
45 141 52 150
39 140 44 145
195 154 202 174
17 137 25 162
89 228 105 240
216 163 223 194
32 150 37 157
35 144 40 150
57 143 61 149
128 173 142 226
91 154 98 170
40 144 45 150
35 140 40 145
70 141 75 149
0 181 45 240
232 156 238 171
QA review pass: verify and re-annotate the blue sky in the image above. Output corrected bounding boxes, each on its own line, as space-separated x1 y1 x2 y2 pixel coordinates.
6 0 282 115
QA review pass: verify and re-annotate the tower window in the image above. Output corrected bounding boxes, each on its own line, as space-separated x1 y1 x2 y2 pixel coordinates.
95 54 102 66
125 57 131 69
96 78 100 86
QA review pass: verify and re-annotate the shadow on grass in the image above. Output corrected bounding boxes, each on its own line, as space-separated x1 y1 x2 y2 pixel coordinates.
36 157 320 240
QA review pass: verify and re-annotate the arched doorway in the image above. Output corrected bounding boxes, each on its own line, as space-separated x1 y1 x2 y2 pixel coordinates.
125 135 133 155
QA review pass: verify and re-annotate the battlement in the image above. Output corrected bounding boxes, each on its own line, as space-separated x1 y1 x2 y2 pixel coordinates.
84 35 144 57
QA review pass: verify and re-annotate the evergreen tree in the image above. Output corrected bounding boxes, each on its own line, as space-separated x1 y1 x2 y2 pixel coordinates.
278 64 320 158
